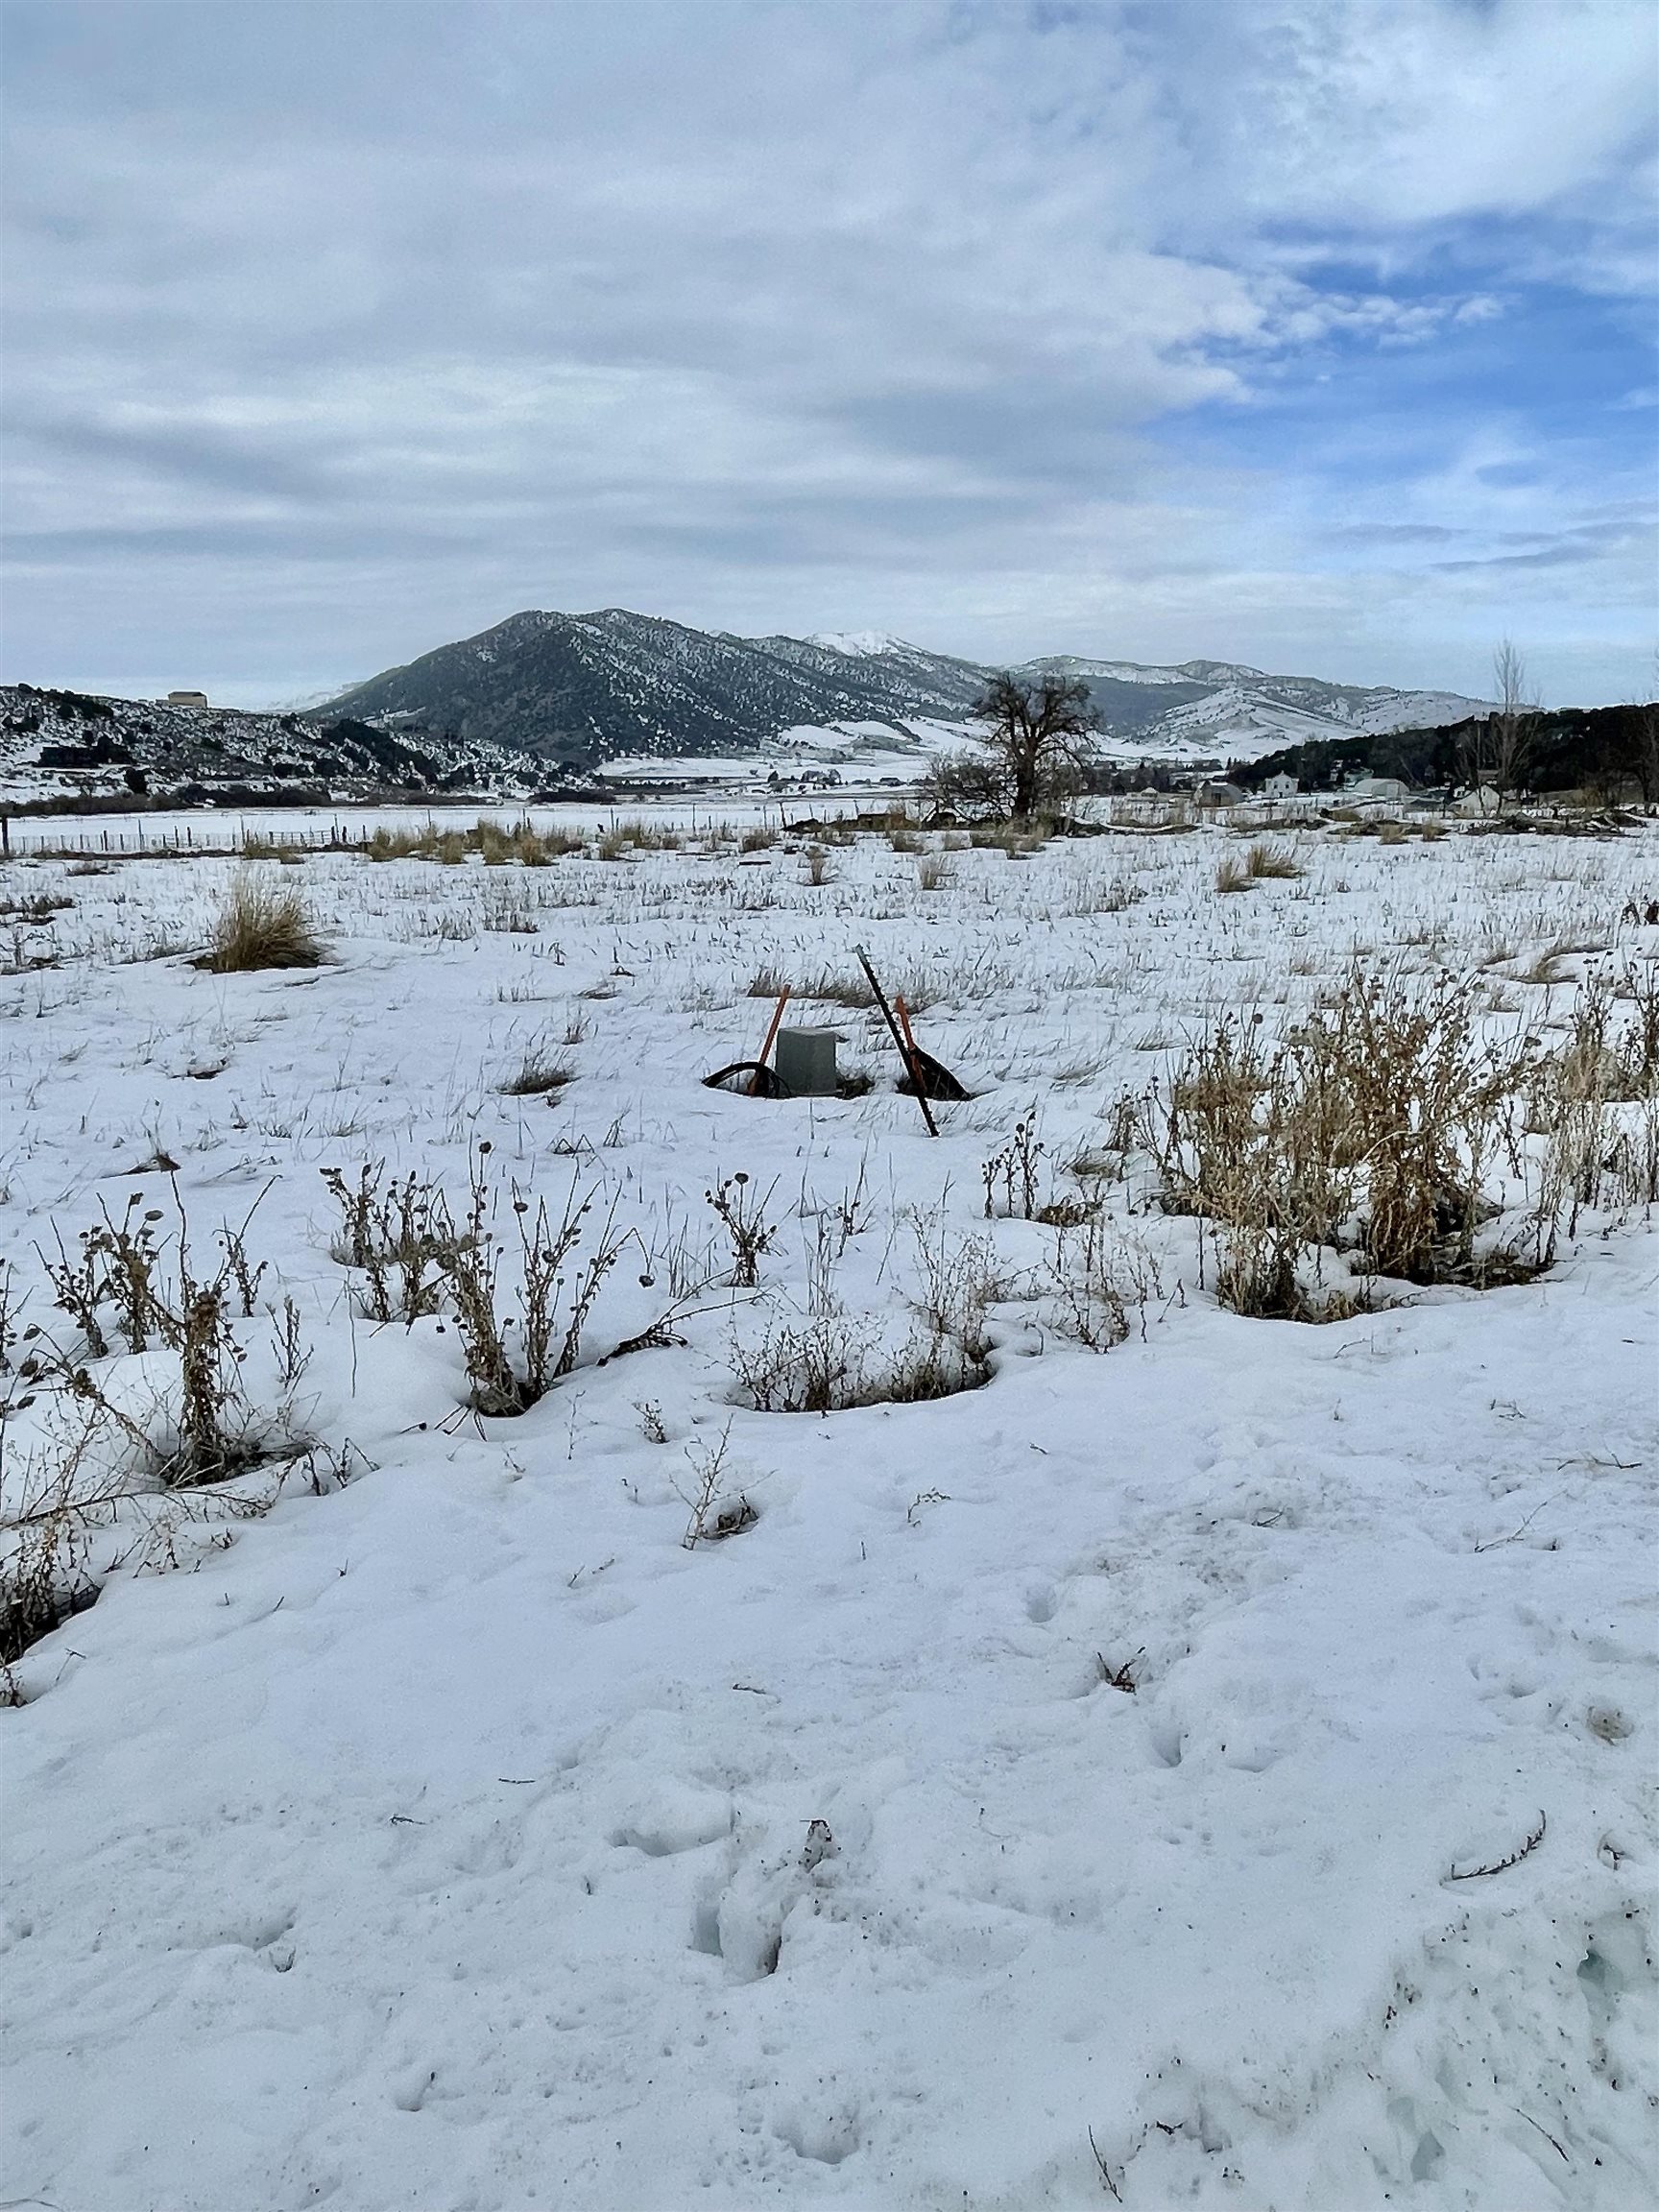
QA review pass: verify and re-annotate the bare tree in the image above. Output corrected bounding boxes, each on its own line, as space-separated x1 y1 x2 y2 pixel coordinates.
1489 637 1536 805
942 671 1100 825
1637 654 1659 816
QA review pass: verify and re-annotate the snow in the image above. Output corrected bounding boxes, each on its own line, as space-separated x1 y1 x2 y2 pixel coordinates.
2 819 1656 2210
805 631 911 658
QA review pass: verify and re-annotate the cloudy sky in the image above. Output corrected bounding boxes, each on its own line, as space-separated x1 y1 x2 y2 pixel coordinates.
3 0 1654 707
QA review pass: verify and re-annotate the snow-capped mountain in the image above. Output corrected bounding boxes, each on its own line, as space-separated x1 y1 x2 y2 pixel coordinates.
1 611 1495 806
1019 655 1491 758
321 610 1490 767
320 609 986 764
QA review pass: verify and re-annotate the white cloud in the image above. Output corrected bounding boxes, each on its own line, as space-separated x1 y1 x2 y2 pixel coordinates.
2 0 1653 702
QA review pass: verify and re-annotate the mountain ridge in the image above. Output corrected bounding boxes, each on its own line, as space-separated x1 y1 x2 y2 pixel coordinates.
320 607 1490 766
1 610 1499 806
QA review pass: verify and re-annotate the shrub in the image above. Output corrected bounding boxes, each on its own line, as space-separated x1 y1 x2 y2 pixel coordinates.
1151 972 1538 1313
730 1219 999 1414
33 1194 304 1488
437 1150 635 1415
1 1446 99 1669
1529 964 1659 1226
706 1173 779 1288
1045 1214 1160 1352
982 1116 1045 1219
199 873 325 972
321 1163 450 1322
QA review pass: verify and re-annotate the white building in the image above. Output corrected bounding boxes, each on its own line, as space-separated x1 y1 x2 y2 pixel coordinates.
1263 770 1299 801
1455 783 1502 818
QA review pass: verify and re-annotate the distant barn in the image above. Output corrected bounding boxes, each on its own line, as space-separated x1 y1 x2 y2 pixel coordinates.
166 689 209 708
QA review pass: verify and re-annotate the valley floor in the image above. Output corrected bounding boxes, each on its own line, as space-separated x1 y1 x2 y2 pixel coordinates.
2 818 1655 2209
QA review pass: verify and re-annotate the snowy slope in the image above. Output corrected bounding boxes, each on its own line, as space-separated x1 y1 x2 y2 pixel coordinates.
1 819 1655 2211
321 609 987 763
1022 655 1490 758
320 610 1492 770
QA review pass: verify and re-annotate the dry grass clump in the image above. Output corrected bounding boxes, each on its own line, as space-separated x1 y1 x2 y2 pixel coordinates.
1554 964 1659 1103
600 818 682 854
1245 840 1302 879
1152 972 1540 1315
794 966 937 1014
917 853 953 891
481 878 547 934
198 873 325 972
498 1047 576 1096
364 824 424 860
970 823 1047 857
1067 875 1142 916
366 819 588 866
0 892 73 923
741 964 938 1015
1214 853 1252 894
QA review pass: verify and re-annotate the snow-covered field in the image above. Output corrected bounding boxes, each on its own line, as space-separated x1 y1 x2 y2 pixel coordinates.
2 819 1655 2211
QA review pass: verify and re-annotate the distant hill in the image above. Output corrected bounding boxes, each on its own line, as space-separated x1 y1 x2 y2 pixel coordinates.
1022 655 1489 759
1229 704 1658 807
320 608 988 763
0 685 578 809
321 609 1492 768
2 612 1511 807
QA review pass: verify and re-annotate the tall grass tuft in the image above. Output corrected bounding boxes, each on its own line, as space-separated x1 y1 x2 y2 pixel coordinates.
199 873 325 972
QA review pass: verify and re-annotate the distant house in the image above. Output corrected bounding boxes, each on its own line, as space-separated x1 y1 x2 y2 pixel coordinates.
166 689 209 709
1455 783 1502 818
1263 770 1299 801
